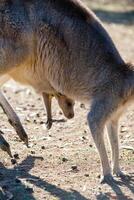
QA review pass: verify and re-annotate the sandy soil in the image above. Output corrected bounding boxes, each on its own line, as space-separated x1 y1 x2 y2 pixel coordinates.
0 1 134 199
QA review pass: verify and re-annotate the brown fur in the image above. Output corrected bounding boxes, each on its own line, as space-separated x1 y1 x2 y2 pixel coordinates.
0 0 133 183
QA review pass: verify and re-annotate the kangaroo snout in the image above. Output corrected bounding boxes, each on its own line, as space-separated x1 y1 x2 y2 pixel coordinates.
65 112 74 119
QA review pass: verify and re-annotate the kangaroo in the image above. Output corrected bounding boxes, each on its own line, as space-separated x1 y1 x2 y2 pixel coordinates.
0 75 74 130
43 92 74 129
0 0 133 184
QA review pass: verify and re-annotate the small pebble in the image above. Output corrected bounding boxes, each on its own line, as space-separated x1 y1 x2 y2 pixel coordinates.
71 165 78 171
97 174 101 179
82 136 86 140
13 153 19 159
62 157 68 162
33 119 37 124
36 113 40 117
23 107 27 111
11 159 17 165
31 151 35 154
40 157 44 161
84 174 89 177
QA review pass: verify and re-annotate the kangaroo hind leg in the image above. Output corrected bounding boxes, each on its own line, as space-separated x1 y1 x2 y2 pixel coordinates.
87 97 118 184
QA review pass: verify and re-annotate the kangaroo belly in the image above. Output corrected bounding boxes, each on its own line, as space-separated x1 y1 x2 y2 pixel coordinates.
9 62 55 94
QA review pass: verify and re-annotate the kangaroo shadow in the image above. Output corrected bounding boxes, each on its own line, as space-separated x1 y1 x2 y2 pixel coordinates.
96 174 134 200
93 9 134 25
0 155 88 200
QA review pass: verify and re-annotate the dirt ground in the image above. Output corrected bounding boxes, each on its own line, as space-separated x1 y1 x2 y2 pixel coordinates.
0 1 134 200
